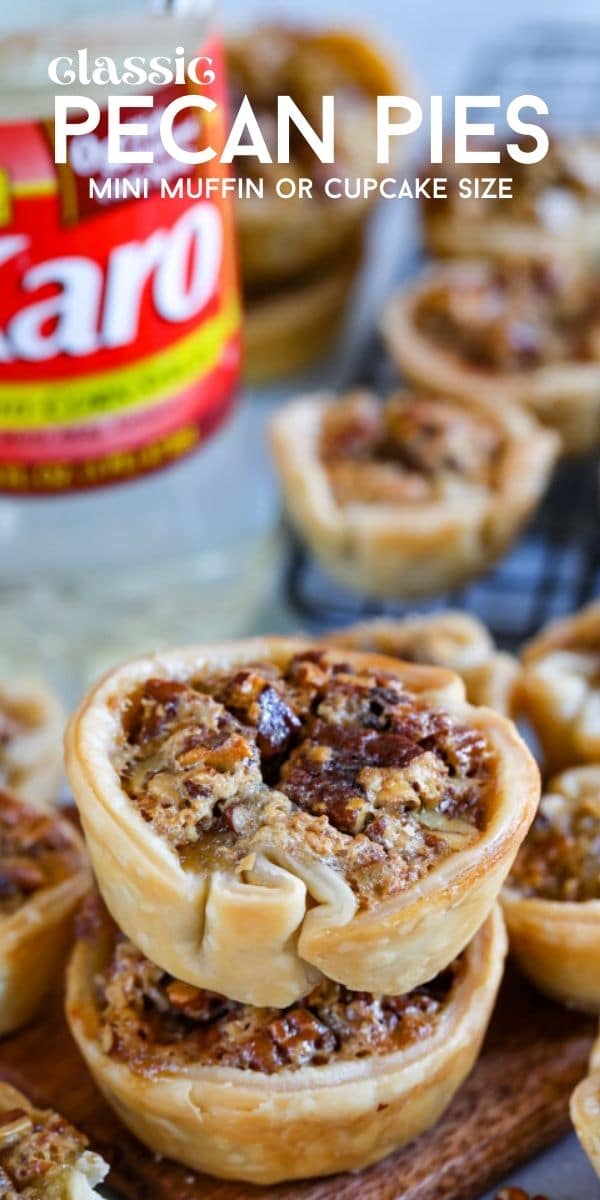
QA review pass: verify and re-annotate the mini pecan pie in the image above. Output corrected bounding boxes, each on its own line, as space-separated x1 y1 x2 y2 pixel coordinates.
65 637 537 1006
0 1082 108 1198
0 678 64 809
227 25 398 290
0 791 89 1034
381 259 600 454
571 1026 600 1179
502 765 600 1012
422 136 600 264
66 897 506 1183
325 612 519 716
271 389 557 599
518 601 600 772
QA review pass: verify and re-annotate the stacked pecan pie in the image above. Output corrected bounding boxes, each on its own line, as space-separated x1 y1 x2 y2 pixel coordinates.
226 25 399 382
64 636 539 1181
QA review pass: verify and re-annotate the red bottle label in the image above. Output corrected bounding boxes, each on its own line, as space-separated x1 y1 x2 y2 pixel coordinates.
0 39 240 494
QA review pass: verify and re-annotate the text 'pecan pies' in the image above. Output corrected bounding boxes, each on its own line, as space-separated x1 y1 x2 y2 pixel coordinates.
271 390 558 599
381 259 600 454
0 679 64 810
65 638 537 1006
502 766 600 1012
0 791 89 1035
571 1026 600 1179
422 136 600 265
325 611 519 717
0 1082 109 1198
226 25 399 290
66 898 506 1183
519 601 600 772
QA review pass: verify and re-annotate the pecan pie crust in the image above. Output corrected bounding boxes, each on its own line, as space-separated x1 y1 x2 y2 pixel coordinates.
381 261 600 454
0 791 89 1035
270 389 558 598
66 899 506 1183
65 637 537 1006
0 679 64 810
0 1082 108 1198
325 612 519 716
571 1027 600 1180
519 600 600 772
502 766 600 1013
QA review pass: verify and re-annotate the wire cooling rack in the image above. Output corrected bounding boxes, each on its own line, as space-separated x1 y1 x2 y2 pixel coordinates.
283 24 600 650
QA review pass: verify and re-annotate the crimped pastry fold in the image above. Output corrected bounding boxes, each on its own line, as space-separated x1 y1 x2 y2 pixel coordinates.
66 900 507 1184
66 637 537 1005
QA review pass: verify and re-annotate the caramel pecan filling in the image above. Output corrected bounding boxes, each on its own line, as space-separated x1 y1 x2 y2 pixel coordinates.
114 651 491 906
319 391 502 506
508 788 600 902
0 793 81 917
0 1103 92 1198
94 927 462 1076
416 262 600 373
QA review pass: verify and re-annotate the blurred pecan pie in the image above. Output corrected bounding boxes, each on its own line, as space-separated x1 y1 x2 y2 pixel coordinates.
66 897 506 1183
502 766 600 1012
65 637 536 1006
519 601 600 771
271 389 557 598
325 611 519 716
0 679 64 809
0 1082 108 1198
226 25 398 289
381 260 600 454
571 1027 600 1179
422 136 600 264
0 790 89 1034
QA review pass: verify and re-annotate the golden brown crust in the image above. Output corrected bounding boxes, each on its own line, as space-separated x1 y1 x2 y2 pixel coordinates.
270 390 558 599
0 1082 108 1198
325 613 519 716
380 262 600 455
65 636 537 1006
66 902 506 1184
502 766 600 1013
0 679 64 810
518 601 600 772
571 1026 600 1179
0 793 90 1035
227 26 400 289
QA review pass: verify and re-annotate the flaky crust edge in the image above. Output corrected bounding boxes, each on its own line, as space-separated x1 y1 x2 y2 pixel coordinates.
0 678 65 810
324 614 519 717
571 1027 600 1179
65 636 537 1005
0 815 90 1036
518 601 600 772
65 904 506 1184
501 764 600 1013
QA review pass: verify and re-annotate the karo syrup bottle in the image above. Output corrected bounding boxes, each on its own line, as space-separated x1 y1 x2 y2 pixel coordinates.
0 1 278 697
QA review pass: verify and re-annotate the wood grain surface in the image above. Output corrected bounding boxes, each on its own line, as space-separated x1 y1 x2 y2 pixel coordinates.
0 968 593 1200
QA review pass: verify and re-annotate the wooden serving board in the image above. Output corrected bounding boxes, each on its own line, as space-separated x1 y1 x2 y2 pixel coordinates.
0 969 594 1200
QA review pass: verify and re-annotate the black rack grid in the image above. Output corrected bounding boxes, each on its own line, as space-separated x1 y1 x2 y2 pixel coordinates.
283 25 600 650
